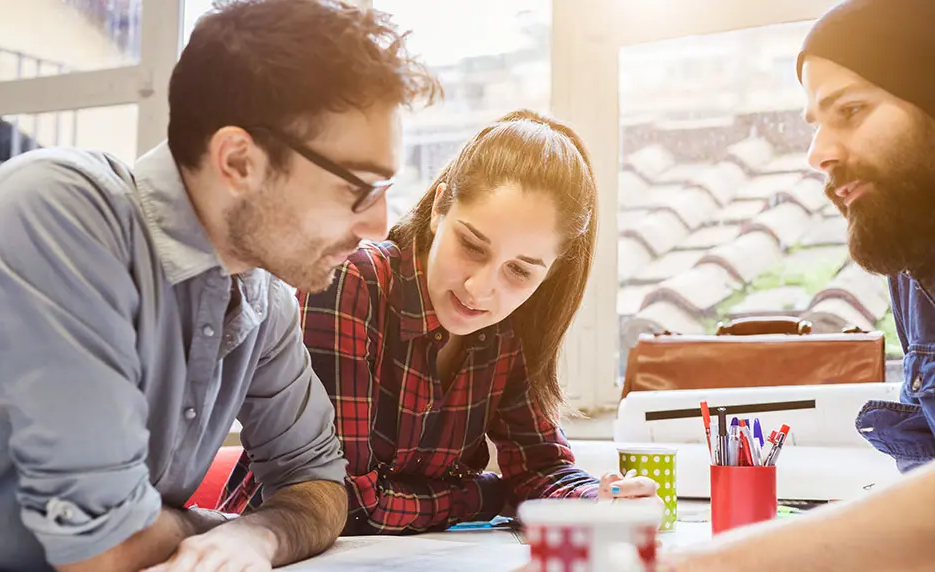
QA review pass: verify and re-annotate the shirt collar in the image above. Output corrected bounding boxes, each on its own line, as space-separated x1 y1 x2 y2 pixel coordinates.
391 242 513 344
133 142 226 285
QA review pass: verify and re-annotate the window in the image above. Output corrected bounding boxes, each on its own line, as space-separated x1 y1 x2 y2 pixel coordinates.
0 0 142 82
615 22 902 392
1 105 139 163
0 0 178 162
182 0 211 45
0 0 142 161
372 0 551 225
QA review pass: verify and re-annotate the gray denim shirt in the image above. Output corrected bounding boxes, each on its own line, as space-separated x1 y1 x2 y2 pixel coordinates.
0 143 347 570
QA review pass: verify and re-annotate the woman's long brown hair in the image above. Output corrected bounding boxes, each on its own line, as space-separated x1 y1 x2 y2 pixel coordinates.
389 109 598 421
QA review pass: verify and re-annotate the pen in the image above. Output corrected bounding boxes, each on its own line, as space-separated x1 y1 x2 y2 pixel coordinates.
728 417 740 466
765 424 790 466
738 419 755 466
701 401 714 464
717 407 728 466
750 419 764 465
761 430 777 466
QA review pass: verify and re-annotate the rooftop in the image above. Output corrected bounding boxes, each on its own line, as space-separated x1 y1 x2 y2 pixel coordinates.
616 119 899 368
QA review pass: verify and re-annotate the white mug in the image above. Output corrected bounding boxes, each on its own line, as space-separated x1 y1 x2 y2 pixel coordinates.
518 497 663 571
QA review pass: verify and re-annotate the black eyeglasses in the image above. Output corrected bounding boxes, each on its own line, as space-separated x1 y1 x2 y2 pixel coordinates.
245 126 393 213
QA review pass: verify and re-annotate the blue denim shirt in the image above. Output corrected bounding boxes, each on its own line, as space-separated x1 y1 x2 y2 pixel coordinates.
856 272 935 472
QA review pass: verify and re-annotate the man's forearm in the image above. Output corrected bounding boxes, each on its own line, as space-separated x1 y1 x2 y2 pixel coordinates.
669 462 935 572
55 507 226 572
234 479 347 567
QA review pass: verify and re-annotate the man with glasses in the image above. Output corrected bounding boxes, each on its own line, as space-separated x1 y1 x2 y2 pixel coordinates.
0 1 438 571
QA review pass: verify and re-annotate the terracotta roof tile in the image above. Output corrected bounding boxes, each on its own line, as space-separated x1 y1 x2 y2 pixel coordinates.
763 152 809 174
716 200 767 224
727 137 774 173
736 173 804 201
743 202 813 247
679 224 742 250
625 144 676 181
809 263 890 323
622 301 706 347
656 162 712 184
799 216 847 247
620 183 684 211
649 187 720 230
689 162 747 206
777 177 828 214
727 286 812 316
617 285 655 316
618 209 649 233
618 171 651 209
642 263 741 314
621 210 689 257
802 298 874 333
633 249 706 284
698 231 782 283
777 245 850 281
618 238 655 282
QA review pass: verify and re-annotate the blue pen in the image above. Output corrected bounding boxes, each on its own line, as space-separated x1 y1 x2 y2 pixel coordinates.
753 419 765 448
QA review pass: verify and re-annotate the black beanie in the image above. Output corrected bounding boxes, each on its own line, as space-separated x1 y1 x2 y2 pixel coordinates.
797 0 935 119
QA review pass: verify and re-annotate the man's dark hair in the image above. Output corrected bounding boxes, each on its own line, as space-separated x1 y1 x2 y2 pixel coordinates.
167 0 440 172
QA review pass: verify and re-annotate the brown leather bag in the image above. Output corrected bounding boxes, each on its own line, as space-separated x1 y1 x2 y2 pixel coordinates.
622 316 886 397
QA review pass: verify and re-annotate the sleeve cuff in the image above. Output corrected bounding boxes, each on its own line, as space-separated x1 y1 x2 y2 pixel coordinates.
21 477 162 566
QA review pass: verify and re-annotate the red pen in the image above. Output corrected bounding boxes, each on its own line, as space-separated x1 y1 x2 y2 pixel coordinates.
760 430 778 465
700 401 713 464
765 424 791 466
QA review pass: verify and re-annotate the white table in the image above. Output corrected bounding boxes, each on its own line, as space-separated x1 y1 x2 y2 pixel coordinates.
278 502 715 570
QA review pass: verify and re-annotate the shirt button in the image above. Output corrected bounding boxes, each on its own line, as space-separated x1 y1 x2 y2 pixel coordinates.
434 332 443 342
183 407 197 420
424 402 433 412
912 375 923 391
478 333 486 342
202 325 215 337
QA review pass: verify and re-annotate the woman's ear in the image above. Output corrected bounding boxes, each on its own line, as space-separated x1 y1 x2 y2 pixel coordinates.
429 183 448 234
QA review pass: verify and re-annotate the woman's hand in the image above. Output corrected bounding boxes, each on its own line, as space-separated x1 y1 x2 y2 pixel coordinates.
598 470 660 500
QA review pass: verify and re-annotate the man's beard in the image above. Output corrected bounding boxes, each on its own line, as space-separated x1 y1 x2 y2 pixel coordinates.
225 190 358 293
824 120 935 277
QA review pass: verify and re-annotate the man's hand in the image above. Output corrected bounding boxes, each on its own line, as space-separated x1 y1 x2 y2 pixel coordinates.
141 521 276 572
142 480 346 572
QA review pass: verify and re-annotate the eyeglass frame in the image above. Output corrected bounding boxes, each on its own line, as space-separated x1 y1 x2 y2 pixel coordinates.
243 125 394 213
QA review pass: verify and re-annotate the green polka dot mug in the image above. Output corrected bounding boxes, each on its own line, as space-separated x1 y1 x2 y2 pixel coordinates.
616 446 677 532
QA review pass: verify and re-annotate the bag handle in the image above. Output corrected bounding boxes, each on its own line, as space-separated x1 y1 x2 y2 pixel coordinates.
715 316 813 336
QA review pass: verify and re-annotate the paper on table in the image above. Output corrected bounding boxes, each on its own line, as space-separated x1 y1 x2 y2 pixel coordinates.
277 535 530 572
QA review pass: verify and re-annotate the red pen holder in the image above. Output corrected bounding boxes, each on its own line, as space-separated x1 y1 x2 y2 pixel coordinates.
710 465 777 534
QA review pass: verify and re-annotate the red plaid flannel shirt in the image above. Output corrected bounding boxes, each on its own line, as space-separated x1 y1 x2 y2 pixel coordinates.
219 241 599 533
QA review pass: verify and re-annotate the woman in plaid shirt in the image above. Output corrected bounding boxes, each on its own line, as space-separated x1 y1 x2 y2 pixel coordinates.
221 109 660 533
